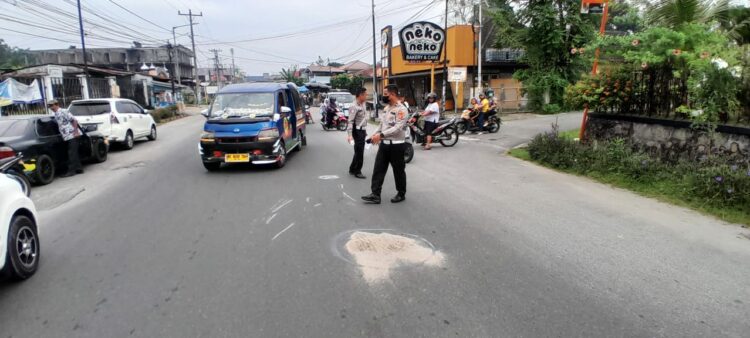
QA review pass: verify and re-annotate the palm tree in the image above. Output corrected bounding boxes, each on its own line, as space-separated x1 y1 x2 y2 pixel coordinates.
647 0 730 28
280 66 302 86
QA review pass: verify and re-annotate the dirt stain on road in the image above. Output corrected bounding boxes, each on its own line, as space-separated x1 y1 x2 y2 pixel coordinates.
344 231 444 284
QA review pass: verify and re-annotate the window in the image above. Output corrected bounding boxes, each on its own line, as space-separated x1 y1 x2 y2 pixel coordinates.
128 103 144 114
35 119 60 137
116 102 132 114
278 92 287 110
209 93 275 117
69 102 111 116
0 120 29 138
292 90 302 111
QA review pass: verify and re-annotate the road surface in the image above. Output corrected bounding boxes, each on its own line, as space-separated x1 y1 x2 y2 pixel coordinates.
1 112 749 337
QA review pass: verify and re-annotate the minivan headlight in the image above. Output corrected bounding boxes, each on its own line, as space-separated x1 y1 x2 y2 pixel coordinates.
200 131 215 143
258 128 279 142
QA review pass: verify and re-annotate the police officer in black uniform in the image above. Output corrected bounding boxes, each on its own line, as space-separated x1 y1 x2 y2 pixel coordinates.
362 84 408 204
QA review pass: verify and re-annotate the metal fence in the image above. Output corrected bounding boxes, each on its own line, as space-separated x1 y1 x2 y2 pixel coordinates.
487 86 529 113
595 67 748 125
51 77 83 108
117 78 147 107
89 77 111 99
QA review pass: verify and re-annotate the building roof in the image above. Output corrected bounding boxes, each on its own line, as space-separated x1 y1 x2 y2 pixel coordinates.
342 60 371 72
218 82 294 94
304 64 345 73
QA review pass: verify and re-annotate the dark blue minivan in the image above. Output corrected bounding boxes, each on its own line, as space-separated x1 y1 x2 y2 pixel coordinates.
199 83 307 171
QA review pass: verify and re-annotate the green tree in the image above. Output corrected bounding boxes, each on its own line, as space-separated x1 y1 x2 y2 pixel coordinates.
0 39 28 70
495 0 595 111
280 65 303 86
330 74 351 91
608 0 646 33
647 0 730 28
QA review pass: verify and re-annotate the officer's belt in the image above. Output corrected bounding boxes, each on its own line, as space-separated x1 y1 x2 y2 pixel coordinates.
381 139 405 145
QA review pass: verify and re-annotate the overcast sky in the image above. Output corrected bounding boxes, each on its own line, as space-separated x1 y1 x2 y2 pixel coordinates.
1 0 446 75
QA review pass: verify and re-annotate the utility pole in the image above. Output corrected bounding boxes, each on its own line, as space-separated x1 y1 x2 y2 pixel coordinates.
477 0 483 95
371 0 379 119
178 9 202 103
442 0 448 114
76 0 90 97
210 49 222 89
230 48 236 84
167 41 176 104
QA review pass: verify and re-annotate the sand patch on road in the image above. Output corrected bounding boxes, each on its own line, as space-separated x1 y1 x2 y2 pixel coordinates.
344 231 444 284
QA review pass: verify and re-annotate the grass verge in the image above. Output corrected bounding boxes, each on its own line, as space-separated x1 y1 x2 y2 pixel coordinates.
508 147 750 227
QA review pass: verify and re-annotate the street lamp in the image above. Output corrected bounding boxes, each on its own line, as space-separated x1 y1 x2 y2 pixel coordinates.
172 23 197 85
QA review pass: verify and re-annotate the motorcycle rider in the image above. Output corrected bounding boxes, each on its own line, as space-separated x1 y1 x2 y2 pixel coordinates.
325 97 338 129
421 93 440 150
475 93 490 133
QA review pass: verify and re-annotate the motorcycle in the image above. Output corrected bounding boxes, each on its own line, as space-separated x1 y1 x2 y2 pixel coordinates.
407 111 459 147
304 105 313 124
0 155 31 197
456 108 501 135
321 109 348 131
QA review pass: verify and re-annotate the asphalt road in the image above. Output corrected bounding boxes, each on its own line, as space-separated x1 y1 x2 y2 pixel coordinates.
1 112 749 338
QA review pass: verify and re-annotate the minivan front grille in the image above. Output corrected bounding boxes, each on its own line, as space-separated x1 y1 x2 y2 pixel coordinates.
217 136 256 144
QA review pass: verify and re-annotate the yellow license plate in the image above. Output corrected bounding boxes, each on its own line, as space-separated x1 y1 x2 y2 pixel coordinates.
225 153 250 163
23 163 36 172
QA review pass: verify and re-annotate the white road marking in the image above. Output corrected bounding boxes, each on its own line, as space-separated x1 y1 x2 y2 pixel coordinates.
272 223 296 241
462 137 480 141
306 197 310 203
265 213 277 224
343 192 357 202
339 184 344 190
318 175 339 180
271 199 293 213
314 203 322 207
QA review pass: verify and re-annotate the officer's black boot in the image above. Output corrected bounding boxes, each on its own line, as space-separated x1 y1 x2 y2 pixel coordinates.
390 194 406 203
361 194 381 204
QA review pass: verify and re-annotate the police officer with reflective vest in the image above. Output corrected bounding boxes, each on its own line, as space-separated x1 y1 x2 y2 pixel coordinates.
362 84 408 204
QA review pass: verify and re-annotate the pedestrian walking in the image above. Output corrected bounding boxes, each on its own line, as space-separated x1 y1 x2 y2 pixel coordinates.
347 87 368 179
361 84 408 204
48 99 83 177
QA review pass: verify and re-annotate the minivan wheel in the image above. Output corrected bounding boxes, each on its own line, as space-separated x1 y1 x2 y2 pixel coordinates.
32 154 55 186
123 131 134 150
276 144 287 169
2 215 40 281
147 125 157 141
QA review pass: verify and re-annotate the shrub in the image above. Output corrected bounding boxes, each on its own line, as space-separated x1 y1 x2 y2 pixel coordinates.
526 128 750 213
541 104 562 114
150 105 179 123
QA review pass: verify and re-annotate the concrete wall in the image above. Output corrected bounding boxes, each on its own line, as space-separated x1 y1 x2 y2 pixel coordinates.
585 114 750 160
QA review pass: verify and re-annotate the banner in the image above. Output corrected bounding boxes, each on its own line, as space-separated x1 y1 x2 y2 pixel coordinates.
0 78 43 107
381 26 392 74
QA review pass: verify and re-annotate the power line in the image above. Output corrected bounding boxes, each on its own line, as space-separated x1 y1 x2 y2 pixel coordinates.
107 0 171 32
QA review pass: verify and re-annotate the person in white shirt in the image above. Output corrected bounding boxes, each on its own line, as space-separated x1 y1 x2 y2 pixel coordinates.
420 93 440 150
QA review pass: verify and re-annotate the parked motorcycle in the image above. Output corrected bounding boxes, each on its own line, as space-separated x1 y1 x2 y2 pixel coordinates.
321 109 348 131
456 109 501 135
407 111 459 147
0 155 31 197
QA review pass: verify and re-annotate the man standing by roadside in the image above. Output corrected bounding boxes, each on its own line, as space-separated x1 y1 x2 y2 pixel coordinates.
48 99 83 177
362 84 408 204
421 93 440 150
347 87 368 179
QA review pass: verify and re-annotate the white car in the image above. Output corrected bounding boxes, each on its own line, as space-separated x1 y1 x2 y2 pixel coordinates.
68 98 157 150
0 158 39 281
327 92 356 117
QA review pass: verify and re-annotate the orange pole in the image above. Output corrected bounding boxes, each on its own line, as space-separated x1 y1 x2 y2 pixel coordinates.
579 0 609 140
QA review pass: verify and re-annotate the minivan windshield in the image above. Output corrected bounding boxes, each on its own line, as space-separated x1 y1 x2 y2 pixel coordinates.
69 102 111 116
329 93 354 104
210 93 275 118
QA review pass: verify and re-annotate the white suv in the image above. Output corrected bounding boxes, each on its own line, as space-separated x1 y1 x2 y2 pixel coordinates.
68 98 157 150
0 162 39 281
